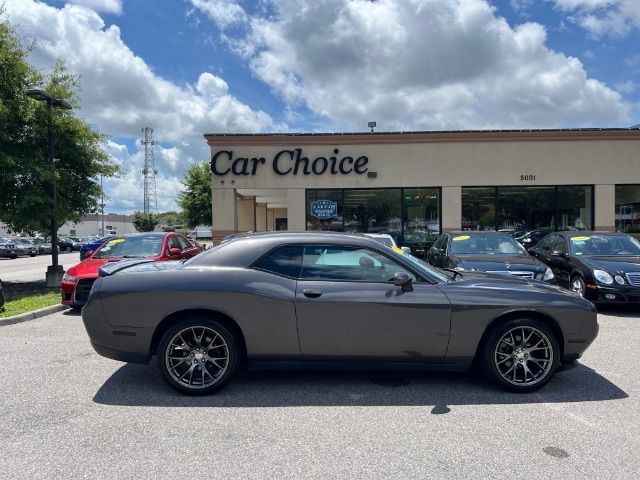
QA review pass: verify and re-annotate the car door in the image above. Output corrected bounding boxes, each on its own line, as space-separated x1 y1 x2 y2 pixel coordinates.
547 234 573 287
176 234 198 259
295 245 451 362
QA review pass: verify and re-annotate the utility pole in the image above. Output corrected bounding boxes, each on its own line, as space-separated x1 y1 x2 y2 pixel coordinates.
140 127 158 213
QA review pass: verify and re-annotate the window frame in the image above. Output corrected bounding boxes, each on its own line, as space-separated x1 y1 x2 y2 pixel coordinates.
250 242 439 284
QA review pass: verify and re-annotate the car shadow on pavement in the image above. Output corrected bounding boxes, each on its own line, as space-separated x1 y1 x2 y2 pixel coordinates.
93 359 627 409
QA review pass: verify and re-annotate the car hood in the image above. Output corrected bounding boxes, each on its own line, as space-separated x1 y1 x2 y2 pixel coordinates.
452 254 543 272
579 256 640 273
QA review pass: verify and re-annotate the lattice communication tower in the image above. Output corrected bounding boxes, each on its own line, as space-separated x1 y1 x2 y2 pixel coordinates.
140 127 158 213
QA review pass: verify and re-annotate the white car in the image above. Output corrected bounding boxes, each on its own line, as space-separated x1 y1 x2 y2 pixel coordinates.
363 233 411 254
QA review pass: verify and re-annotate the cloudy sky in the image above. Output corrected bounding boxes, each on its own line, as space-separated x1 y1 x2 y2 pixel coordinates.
5 0 640 213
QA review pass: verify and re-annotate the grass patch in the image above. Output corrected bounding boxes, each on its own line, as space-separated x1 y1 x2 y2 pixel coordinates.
0 288 60 318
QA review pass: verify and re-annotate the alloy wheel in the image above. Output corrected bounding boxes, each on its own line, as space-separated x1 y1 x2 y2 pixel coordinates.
164 326 229 390
494 326 553 386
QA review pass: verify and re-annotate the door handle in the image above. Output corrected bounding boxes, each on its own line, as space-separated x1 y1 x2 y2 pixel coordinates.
302 289 323 298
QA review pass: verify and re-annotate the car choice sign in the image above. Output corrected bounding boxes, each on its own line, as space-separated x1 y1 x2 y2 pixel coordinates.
311 200 338 219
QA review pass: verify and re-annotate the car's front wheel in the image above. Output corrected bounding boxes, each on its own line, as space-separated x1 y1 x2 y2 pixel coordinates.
480 318 560 392
158 317 239 395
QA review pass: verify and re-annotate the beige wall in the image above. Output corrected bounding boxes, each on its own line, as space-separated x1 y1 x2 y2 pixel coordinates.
208 132 640 233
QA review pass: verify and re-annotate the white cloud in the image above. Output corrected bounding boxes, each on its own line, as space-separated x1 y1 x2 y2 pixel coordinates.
68 0 123 15
191 0 629 130
188 0 247 29
5 0 281 212
553 0 640 37
614 80 637 93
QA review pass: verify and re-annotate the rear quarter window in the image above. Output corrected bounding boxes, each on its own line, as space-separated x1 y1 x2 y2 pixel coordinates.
252 245 303 278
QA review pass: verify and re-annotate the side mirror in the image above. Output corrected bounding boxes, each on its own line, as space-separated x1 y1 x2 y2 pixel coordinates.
168 247 182 256
527 248 535 255
393 271 414 292
401 246 412 254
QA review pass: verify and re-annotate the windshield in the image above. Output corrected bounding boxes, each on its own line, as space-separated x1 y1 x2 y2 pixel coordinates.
569 234 640 256
92 236 165 259
449 234 528 255
401 253 450 283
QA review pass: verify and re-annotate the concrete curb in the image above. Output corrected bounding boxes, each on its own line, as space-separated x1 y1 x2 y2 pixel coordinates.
0 304 70 327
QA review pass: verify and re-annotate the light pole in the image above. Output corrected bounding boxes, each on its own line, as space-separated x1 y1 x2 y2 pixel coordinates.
25 89 72 287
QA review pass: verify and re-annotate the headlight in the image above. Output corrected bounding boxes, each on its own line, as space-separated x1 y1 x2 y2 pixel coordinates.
614 275 625 285
543 267 555 281
62 273 78 283
593 269 613 285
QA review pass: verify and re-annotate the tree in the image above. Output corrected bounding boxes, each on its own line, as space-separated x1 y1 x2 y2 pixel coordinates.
131 211 160 232
158 210 185 228
177 161 212 227
0 13 120 235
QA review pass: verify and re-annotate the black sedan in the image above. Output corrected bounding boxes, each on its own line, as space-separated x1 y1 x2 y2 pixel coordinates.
529 231 640 304
58 237 86 252
82 231 597 396
425 232 555 283
513 229 554 250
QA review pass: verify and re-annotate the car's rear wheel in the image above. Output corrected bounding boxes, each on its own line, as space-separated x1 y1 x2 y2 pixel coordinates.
158 317 238 395
65 246 72 252
480 318 560 392
570 275 586 297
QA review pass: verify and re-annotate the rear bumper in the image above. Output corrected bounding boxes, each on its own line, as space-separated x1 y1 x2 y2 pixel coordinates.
90 341 150 364
82 292 153 365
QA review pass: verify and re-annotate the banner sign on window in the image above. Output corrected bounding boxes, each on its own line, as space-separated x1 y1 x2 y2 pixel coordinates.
311 200 337 219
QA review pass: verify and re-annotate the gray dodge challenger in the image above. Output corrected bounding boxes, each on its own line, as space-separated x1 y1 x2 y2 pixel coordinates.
82 232 599 395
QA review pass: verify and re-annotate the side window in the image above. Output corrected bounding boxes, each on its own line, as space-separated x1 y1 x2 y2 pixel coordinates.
253 245 303 278
537 234 555 251
300 246 416 283
434 234 446 250
167 236 180 250
176 235 191 250
552 235 567 253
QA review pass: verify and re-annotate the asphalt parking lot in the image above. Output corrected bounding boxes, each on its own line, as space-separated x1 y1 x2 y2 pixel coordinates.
1 308 639 479
0 252 80 282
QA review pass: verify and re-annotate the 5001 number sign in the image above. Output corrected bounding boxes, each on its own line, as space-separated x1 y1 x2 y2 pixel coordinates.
520 174 536 181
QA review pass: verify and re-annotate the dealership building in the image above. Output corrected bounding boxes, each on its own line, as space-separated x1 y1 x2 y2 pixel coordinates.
205 128 640 244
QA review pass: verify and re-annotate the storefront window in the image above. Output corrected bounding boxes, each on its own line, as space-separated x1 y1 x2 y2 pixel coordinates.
498 186 556 232
306 188 441 245
461 185 593 232
616 185 640 233
462 187 495 230
403 189 439 233
306 189 343 231
557 186 592 230
343 189 401 235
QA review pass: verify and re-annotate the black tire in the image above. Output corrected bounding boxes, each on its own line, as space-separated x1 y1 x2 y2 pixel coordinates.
30 253 36 257
65 246 72 252
158 316 238 395
479 318 560 393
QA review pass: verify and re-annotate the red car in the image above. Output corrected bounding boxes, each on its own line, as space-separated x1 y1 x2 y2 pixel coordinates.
61 232 199 309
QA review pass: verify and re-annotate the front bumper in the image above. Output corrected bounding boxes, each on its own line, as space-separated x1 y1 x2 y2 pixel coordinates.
587 284 640 304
